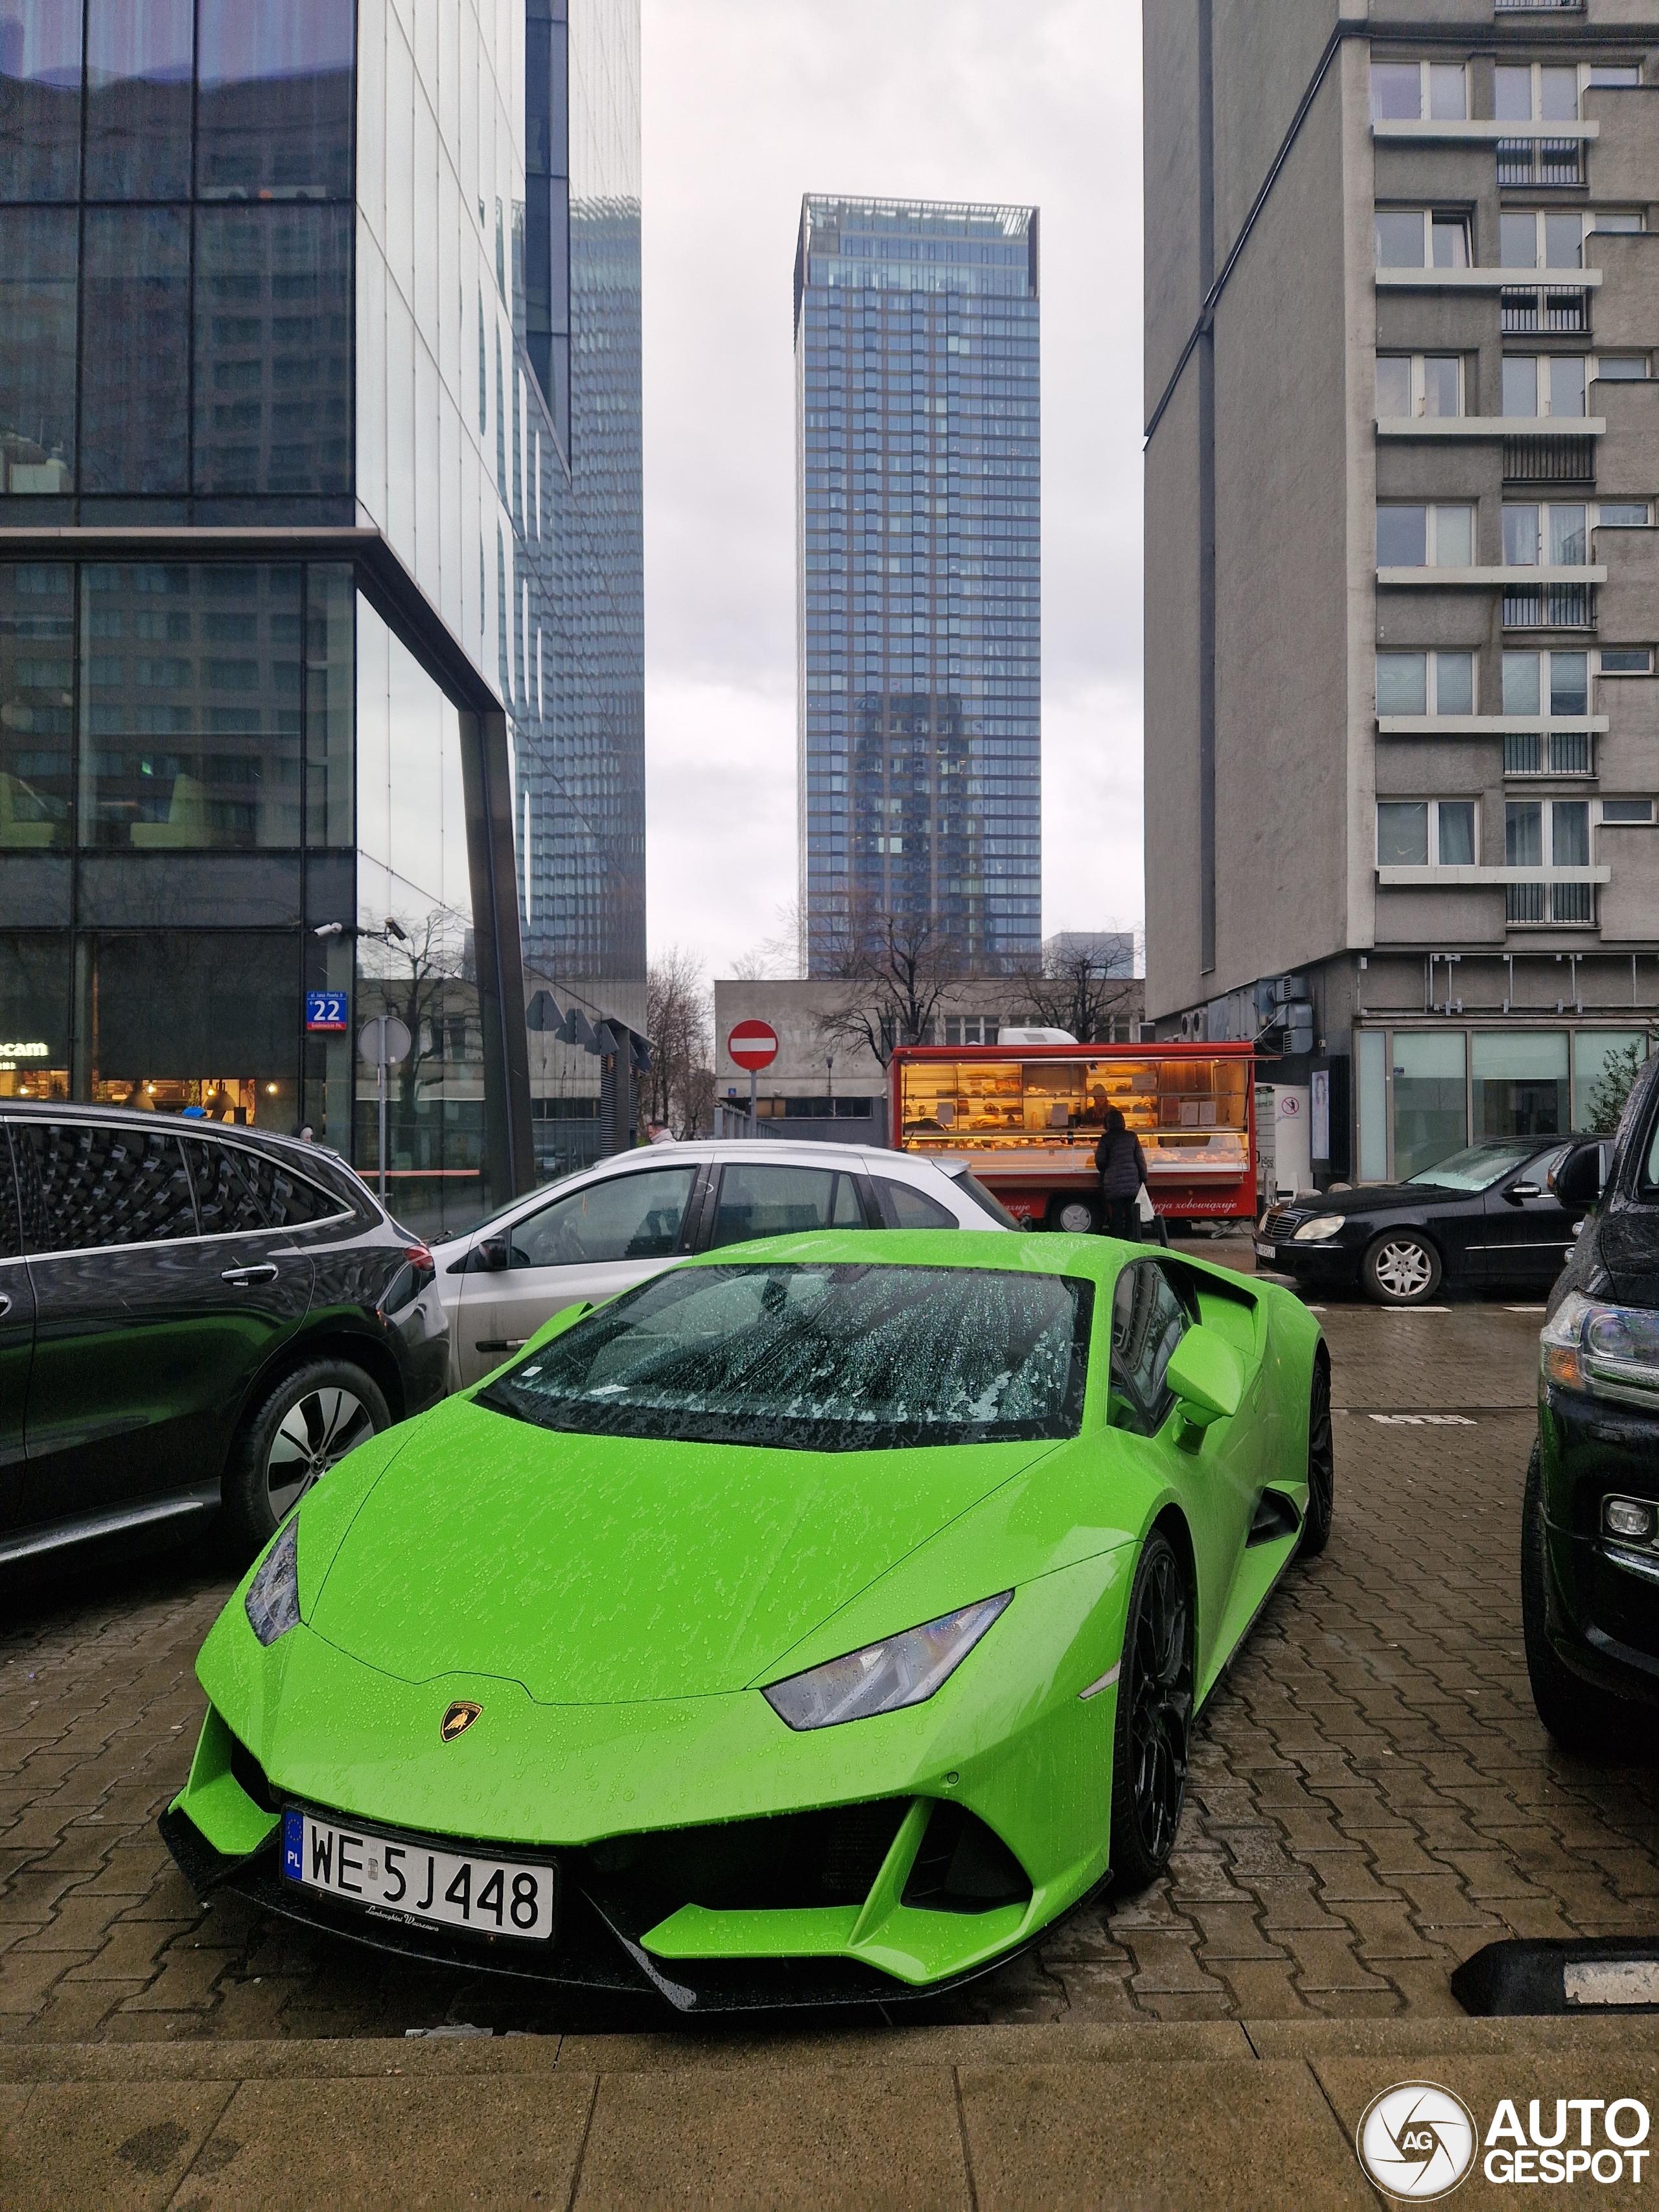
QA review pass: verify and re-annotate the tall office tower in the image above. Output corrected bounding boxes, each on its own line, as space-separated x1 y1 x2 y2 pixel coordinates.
795 196 1041 976
0 0 644 1232
1144 6 1659 1187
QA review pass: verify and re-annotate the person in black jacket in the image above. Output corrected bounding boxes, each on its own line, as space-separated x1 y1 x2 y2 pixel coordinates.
1094 1105 1148 1240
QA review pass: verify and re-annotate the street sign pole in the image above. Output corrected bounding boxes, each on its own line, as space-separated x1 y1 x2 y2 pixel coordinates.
377 1019 388 1202
358 1014 413 1208
748 1065 756 1126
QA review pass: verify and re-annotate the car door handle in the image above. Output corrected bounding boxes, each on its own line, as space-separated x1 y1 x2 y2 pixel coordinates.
474 1339 528 1354
222 1263 279 1286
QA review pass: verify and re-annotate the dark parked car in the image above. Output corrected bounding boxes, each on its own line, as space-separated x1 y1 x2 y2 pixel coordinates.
0 1105 447 1568
1255 1138 1584 1305
1525 1060 1659 1752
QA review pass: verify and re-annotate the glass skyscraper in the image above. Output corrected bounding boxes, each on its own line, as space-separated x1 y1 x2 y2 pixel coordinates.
795 195 1041 975
0 0 644 1229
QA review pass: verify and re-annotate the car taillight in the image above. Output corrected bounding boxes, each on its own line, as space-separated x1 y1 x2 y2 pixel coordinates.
404 1243 435 1293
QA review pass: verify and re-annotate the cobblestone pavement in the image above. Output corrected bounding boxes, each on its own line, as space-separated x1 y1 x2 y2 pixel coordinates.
3 1283 1656 2045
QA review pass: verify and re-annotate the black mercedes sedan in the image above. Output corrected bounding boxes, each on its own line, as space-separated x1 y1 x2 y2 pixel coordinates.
1525 1063 1659 1752
1 1104 448 1571
1255 1137 1585 1305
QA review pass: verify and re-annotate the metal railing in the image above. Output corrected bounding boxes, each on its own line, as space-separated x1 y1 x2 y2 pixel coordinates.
1502 583 1596 629
1501 286 1590 334
1553 882 1594 924
1502 730 1594 774
711 1102 785 1141
1494 0 1583 12
1498 139 1583 187
1503 436 1594 484
1507 883 1548 923
1505 881 1595 924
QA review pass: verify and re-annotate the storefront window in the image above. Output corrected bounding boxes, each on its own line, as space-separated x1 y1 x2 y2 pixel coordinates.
0 933 69 1100
0 563 72 846
1472 1029 1568 1141
1356 1030 1387 1182
1573 1030 1648 1134
1391 1032 1467 1180
79 565 304 850
76 931 300 1127
354 598 489 1239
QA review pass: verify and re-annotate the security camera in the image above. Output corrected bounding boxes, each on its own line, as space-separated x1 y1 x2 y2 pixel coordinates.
312 922 346 938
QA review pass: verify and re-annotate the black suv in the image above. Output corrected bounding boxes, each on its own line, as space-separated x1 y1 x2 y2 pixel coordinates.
0 1105 447 1568
1524 1054 1659 1753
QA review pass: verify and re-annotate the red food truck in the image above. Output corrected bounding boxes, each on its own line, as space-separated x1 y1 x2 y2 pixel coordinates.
887 1039 1258 1230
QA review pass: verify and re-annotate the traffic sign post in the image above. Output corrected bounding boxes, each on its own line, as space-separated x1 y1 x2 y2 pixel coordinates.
359 1015 412 1202
726 1020 778 1128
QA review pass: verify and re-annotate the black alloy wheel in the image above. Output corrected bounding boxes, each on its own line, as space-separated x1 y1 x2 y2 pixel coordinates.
1520 1441 1649 1760
1109 1530 1194 1892
225 1356 391 1556
1299 1357 1334 1559
1362 1229 1443 1306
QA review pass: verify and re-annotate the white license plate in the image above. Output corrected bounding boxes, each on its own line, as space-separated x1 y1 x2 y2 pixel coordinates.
1254 1240 1277 1261
282 1810 555 1942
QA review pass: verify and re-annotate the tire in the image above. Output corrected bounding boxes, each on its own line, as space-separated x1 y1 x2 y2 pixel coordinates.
1362 1229 1442 1306
224 1356 390 1557
1520 1440 1645 1760
1299 1356 1334 1559
1108 1530 1194 1893
1049 1194 1098 1235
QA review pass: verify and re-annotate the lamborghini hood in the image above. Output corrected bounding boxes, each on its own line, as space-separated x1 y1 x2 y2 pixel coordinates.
304 1394 1054 1704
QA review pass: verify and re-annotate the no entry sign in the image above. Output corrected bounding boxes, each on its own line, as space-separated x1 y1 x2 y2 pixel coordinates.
727 1019 779 1073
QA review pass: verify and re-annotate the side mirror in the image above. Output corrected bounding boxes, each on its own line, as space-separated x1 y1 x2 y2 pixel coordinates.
1551 1142 1605 1207
1164 1324 1244 1431
472 1235 510 1272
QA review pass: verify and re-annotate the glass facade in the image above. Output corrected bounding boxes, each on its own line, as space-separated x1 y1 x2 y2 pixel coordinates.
795 195 1041 973
1358 1027 1653 1180
0 0 354 516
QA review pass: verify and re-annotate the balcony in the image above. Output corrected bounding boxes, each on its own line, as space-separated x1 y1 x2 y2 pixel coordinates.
1502 436 1595 483
1507 883 1594 924
1502 582 1597 628
1498 139 1583 187
1502 730 1594 774
1500 286 1592 332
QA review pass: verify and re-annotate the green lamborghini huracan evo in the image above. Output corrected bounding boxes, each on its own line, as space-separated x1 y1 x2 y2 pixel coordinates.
161 1230 1332 2012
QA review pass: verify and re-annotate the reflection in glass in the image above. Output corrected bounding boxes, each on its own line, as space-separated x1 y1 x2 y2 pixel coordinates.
0 0 82 202
1472 1030 1568 1142
1376 653 1426 716
82 931 299 1126
78 565 303 850
1550 653 1588 716
196 0 353 202
84 0 192 201
0 931 70 1099
356 598 487 1240
1391 1031 1467 1180
0 207 76 494
79 208 190 495
0 565 72 847
1573 1032 1647 1130
305 565 353 848
192 205 352 495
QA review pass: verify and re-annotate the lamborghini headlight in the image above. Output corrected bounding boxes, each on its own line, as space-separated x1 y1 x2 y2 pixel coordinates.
244 1519 300 1647
1293 1215 1344 1242
762 1592 1012 1730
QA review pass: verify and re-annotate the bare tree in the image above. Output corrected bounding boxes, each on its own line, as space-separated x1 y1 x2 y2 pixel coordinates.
1012 946 1142 1045
730 900 803 981
818 903 962 1067
645 946 714 1137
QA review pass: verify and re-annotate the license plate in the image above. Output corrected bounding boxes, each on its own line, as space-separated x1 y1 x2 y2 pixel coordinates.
283 1810 555 1943
1254 1240 1277 1261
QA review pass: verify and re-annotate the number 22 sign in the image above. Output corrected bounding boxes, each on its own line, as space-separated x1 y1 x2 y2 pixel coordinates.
305 991 349 1033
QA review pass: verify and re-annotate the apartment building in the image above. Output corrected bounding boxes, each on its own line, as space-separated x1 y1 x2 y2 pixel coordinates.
1144 2 1658 1183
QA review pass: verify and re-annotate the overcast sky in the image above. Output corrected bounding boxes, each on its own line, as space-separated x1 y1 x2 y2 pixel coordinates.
639 0 1144 982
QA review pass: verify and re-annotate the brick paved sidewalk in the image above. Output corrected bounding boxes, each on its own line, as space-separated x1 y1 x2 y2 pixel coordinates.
3 1302 1656 2043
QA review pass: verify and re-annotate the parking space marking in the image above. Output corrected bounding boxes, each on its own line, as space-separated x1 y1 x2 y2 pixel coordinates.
1368 1412 1478 1426
1505 1305 1546 1314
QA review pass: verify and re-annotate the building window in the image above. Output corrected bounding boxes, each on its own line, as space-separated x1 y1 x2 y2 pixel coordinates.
1391 1031 1467 1181
0 563 73 848
1502 209 1642 271
1502 502 1587 566
1370 60 1468 122
1597 501 1651 529
1595 354 1651 380
1376 649 1475 716
1601 798 1654 824
1599 647 1653 675
1375 209 1470 269
1377 798 1476 866
1503 648 1590 716
1502 355 1586 418
1376 354 1463 417
1472 1030 1568 1141
1494 62 1582 123
1377 503 1474 566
